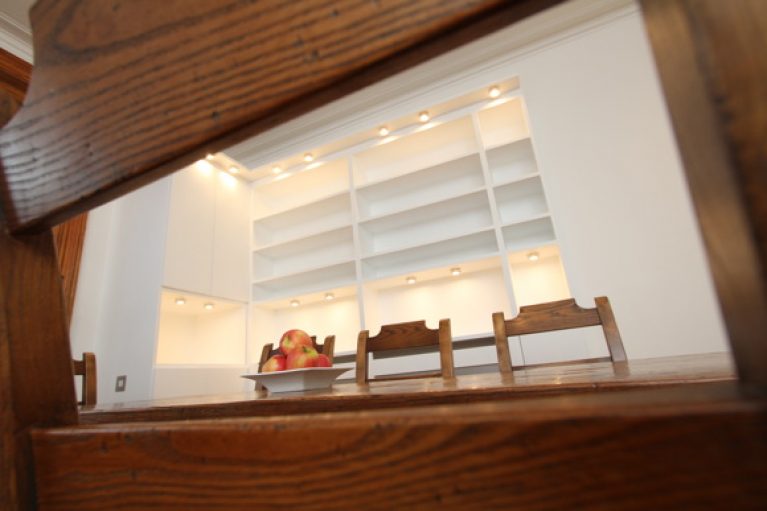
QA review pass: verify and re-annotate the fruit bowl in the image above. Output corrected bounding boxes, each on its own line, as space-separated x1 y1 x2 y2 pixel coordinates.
242 367 350 393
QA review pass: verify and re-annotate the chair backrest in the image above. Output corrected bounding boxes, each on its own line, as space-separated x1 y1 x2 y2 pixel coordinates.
492 296 626 374
356 319 454 384
71 352 97 406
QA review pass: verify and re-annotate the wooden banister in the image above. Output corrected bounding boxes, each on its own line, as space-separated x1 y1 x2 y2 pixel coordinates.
1 0 766 509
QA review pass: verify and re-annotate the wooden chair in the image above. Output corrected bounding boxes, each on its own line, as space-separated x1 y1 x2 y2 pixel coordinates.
71 352 97 407
256 335 336 390
356 320 454 384
492 296 627 374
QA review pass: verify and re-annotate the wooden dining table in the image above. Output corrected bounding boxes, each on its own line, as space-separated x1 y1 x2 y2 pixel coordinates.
81 353 735 424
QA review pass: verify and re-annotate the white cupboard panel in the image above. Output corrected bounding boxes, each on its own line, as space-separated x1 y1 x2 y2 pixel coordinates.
163 166 216 293
212 174 250 301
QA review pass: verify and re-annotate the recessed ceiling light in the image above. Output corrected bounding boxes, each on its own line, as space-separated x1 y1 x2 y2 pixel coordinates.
325 293 335 301
290 299 300 307
488 85 501 98
419 111 430 123
203 303 215 310
378 126 390 137
272 165 282 174
527 252 540 262
228 166 239 174
450 267 462 277
303 153 314 162
406 276 417 285
175 297 186 306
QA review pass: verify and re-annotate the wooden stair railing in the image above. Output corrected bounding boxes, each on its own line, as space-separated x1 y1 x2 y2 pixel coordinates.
0 0 765 509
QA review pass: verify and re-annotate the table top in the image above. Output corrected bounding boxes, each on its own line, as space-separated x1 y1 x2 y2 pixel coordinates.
80 353 736 424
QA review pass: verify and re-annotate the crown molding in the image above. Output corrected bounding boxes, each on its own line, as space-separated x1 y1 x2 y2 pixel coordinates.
226 0 637 170
0 12 32 63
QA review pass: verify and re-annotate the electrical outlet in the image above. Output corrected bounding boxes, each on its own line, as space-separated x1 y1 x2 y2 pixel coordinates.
115 375 127 392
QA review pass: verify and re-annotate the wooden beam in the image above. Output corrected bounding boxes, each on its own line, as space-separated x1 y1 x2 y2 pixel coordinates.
640 0 767 389
0 224 79 510
32 383 767 510
0 0 560 232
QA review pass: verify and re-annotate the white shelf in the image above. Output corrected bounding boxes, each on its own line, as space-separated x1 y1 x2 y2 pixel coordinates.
361 229 498 280
352 117 478 188
477 97 530 149
252 226 355 281
358 190 493 256
252 261 357 302
253 159 349 218
242 82 567 363
502 217 556 252
356 153 484 219
252 193 352 247
486 139 538 186
493 177 549 225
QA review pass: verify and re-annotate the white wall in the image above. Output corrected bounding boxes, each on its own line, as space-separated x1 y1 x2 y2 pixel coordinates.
515 11 728 359
156 307 246 365
70 178 172 403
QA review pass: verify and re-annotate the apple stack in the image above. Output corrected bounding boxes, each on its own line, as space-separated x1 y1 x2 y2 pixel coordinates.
262 329 332 372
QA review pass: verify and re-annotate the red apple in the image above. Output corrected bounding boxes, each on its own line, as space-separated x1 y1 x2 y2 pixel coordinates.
262 354 286 372
315 354 332 367
279 329 313 355
286 345 319 369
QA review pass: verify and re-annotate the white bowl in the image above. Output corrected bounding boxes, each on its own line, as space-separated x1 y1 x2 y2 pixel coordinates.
241 367 350 393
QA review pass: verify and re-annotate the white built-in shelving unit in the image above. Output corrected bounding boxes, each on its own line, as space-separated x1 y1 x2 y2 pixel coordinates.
247 87 571 354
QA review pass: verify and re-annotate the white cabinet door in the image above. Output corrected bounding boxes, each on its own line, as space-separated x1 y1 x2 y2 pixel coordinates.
164 165 249 301
212 174 250 302
164 166 216 294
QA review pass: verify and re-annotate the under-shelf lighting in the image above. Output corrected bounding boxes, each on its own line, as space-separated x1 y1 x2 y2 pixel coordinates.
203 302 215 310
290 299 300 307
527 251 540 262
378 126 390 137
419 111 430 123
205 153 214 160
174 297 186 306
324 293 335 301
195 159 214 175
272 165 282 175
488 85 501 98
450 267 462 277
228 166 239 174
406 276 417 285
303 153 314 163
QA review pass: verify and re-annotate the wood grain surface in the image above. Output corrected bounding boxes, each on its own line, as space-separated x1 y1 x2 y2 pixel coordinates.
80 353 735 425
357 319 454 383
0 0 560 232
641 0 767 388
33 382 767 510
0 225 79 510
